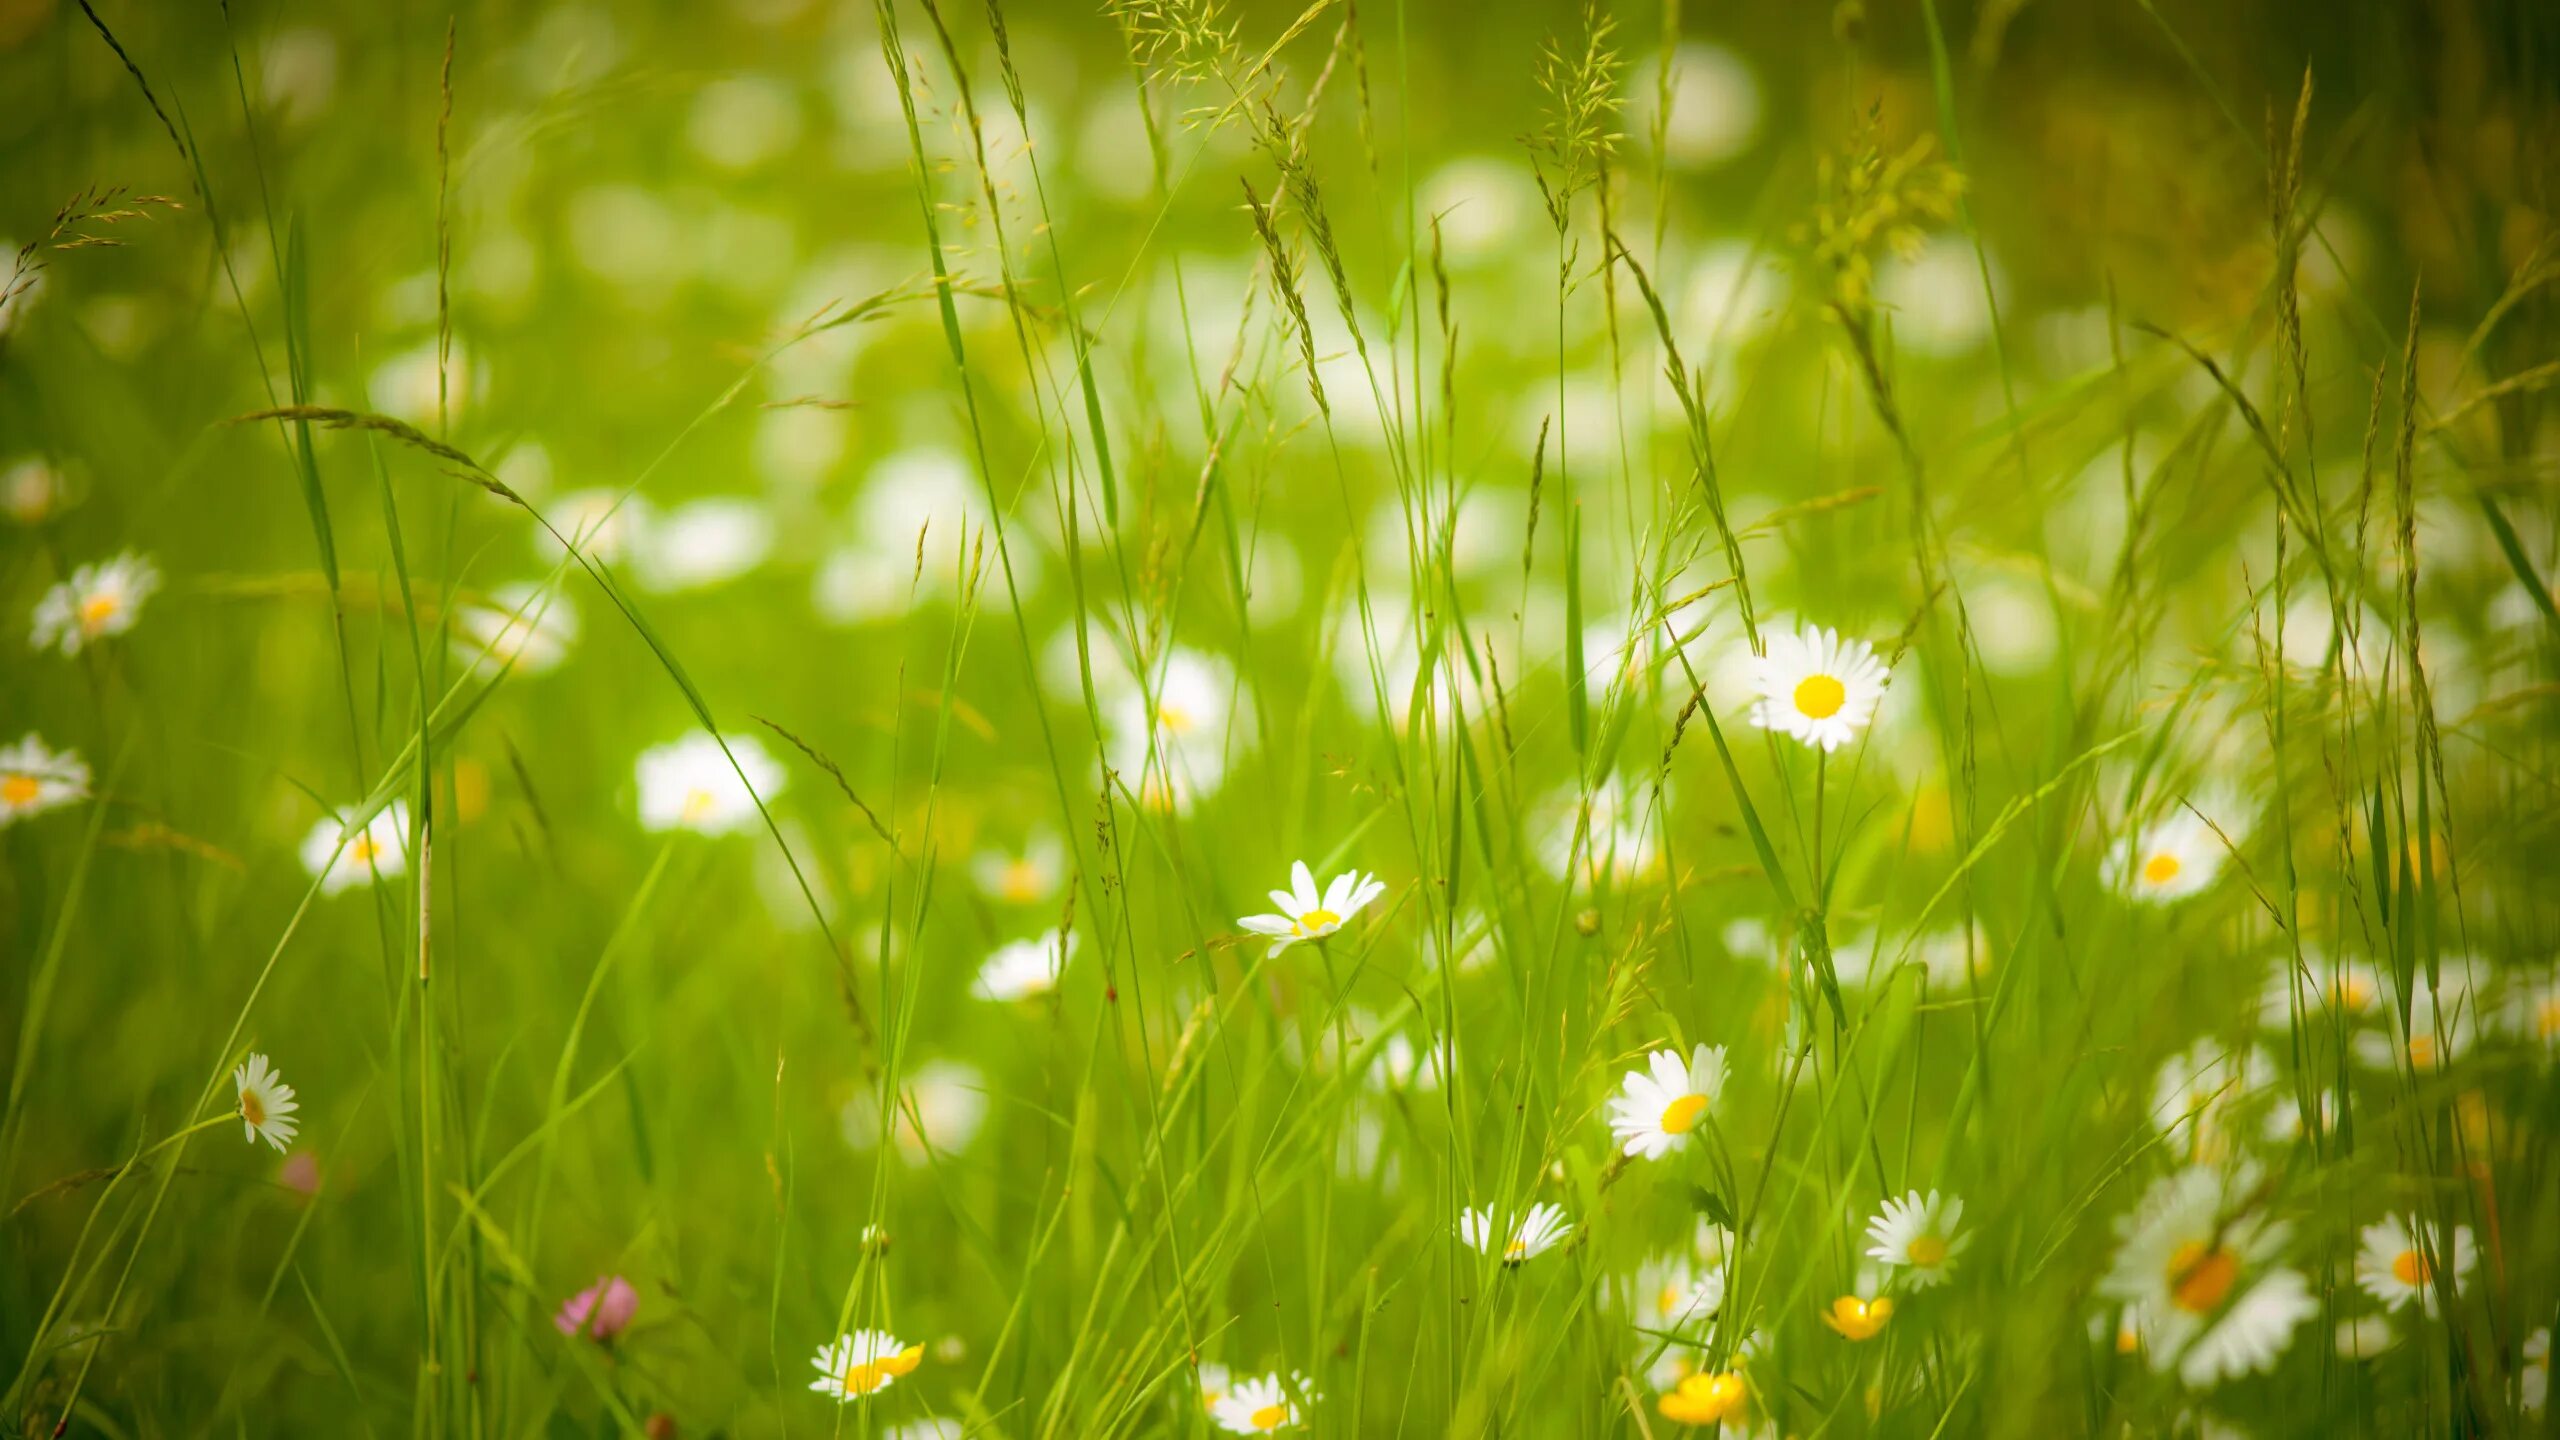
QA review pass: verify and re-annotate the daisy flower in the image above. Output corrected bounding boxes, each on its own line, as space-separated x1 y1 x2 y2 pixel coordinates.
458 582 580 675
1237 860 1387 957
1745 625 1888 752
974 927 1077 1001
1209 1370 1317 1433
1864 1190 1969 1288
1656 1370 1748 1428
808 1329 923 1401
2103 797 2249 904
1821 1292 1895 1342
30 551 160 656
635 733 783 836
2101 1162 2316 1388
555 1275 639 1342
299 800 413 895
2353 1215 2476 1315
1631 1255 1725 1334
0 733 89 827
233 1052 300 1151
971 833 1064 905
1606 1045 1730 1160
1461 1201 1572 1265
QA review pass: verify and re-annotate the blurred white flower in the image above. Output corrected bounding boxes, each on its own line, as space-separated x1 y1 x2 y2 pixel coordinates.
1630 43 1762 169
4 458 69 525
367 339 472 424
31 551 160 656
974 927 1076 1002
2103 790 2251 904
635 733 783 835
458 582 580 675
538 489 649 565
0 733 89 827
1876 238 2002 357
1536 776 1662 886
629 496 774 592
257 27 338 128
1106 647 1240 813
2102 1162 2313 1388
2146 1042 2274 1163
840 1059 986 1161
2352 973 2478 1075
299 800 412 895
1632 1254 1725 1334
2353 1215 2475 1315
1417 157 1538 263
972 832 1065 905
2335 1313 2396 1360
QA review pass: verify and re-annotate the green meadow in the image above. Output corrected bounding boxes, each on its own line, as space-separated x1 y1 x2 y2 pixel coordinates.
3 0 2557 1434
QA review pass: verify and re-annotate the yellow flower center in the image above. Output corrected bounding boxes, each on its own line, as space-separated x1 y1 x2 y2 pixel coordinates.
78 593 122 633
1792 674 1847 719
680 787 717 821
2115 1324 2141 1355
2408 1034 2438 1069
240 1088 268 1128
2141 851 2183 886
347 834 380 864
1249 1402 1290 1431
1905 1233 1948 1267
2337 975 2373 1010
1002 860 1043 902
2537 998 2560 1040
2166 1240 2240 1314
1503 1237 1529 1261
1659 1093 1709 1135
1 774 40 807
1823 1295 1894 1341
1658 1371 1746 1426
2390 1248 2430 1288
836 1344 923 1395
1295 907 1340 935
1157 702 1194 734
1656 1284 1684 1319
